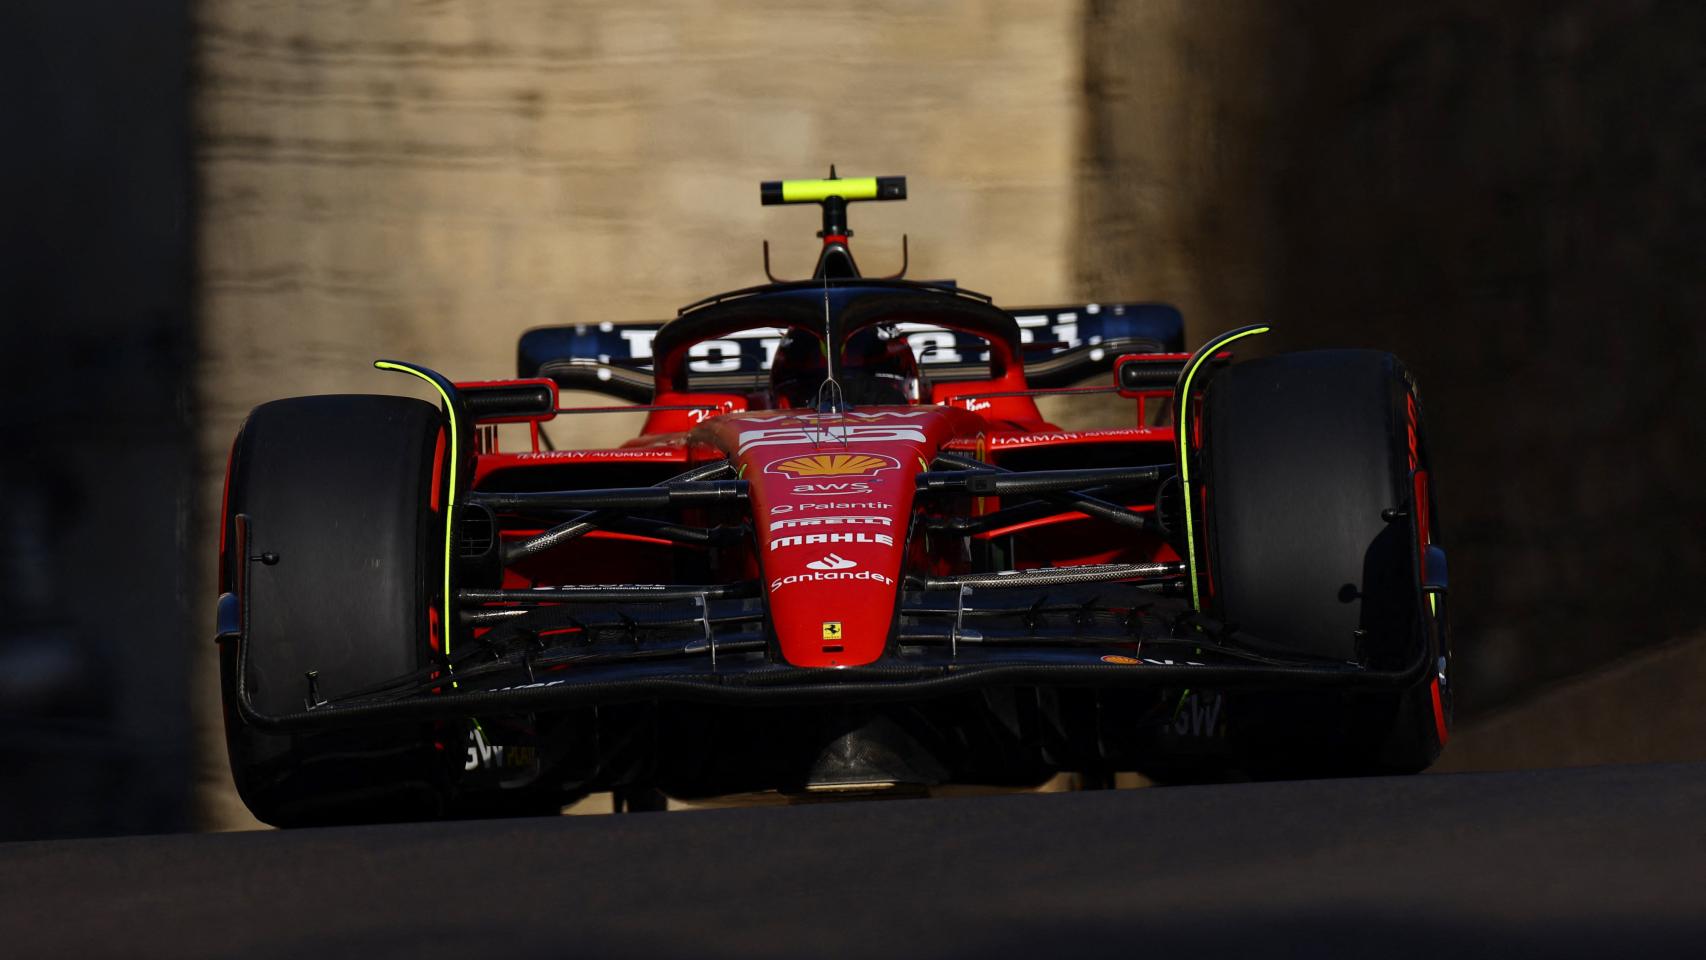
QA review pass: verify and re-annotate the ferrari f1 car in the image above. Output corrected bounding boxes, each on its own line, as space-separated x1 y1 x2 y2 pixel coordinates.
217 174 1452 825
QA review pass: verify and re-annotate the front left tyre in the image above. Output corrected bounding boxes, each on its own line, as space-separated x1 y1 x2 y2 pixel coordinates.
219 395 449 826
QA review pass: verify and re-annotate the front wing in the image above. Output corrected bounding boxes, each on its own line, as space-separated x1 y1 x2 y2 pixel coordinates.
217 558 1432 735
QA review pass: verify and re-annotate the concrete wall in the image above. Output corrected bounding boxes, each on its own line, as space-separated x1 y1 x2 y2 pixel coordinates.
193 0 1084 828
1079 1 1706 715
1439 634 1706 772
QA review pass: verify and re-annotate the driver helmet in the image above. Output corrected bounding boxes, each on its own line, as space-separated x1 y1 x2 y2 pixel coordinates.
769 326 923 408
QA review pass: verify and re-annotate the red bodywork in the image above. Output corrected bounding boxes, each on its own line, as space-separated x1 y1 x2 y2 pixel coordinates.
703 407 979 666
455 327 1182 668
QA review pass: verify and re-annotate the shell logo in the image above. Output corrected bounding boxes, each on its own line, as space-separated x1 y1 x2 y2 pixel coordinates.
766 453 898 478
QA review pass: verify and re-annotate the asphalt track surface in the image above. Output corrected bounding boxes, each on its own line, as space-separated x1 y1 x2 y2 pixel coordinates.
4 763 1705 958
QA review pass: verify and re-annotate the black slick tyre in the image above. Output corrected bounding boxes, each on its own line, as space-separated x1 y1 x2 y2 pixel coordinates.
1200 350 1448 776
219 395 448 826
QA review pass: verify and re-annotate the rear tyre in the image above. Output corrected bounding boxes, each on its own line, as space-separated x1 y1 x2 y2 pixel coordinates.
1200 350 1448 777
220 395 449 826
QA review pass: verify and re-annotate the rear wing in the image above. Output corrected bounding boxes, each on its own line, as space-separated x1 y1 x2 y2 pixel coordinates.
519 302 1184 402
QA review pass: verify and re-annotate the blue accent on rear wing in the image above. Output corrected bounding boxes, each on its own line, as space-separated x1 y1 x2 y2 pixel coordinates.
1004 303 1185 388
518 302 1184 395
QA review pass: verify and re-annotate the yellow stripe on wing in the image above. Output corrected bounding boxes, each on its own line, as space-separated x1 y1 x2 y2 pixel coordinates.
375 360 460 674
1176 325 1271 610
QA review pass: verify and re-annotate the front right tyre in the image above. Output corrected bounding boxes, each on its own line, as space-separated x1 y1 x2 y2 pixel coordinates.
1199 349 1449 777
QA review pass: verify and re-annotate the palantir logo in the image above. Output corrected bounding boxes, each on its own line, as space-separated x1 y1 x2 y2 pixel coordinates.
806 553 857 571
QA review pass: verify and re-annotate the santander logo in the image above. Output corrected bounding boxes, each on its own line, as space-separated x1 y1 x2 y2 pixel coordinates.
806 553 858 571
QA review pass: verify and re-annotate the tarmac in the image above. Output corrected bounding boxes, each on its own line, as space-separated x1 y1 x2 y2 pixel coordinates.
5 761 1704 957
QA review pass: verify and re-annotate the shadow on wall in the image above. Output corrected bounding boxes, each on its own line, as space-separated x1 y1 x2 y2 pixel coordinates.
1079 0 1706 717
0 1 196 837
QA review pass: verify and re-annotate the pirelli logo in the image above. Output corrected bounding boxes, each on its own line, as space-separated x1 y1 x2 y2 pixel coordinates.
769 515 891 531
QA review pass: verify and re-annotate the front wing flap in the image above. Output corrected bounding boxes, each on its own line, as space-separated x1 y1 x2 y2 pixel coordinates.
217 578 1431 734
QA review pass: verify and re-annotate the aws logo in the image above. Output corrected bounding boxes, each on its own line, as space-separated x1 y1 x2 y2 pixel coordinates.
766 453 899 479
791 481 875 496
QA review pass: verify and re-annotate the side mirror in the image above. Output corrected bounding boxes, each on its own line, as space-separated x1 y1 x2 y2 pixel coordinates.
1114 352 1192 398
1114 352 1192 425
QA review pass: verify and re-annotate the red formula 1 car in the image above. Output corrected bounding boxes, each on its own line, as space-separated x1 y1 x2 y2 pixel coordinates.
217 175 1452 825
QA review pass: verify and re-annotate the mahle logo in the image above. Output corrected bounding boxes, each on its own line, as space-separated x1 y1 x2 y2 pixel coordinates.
766 453 898 479
770 532 895 552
